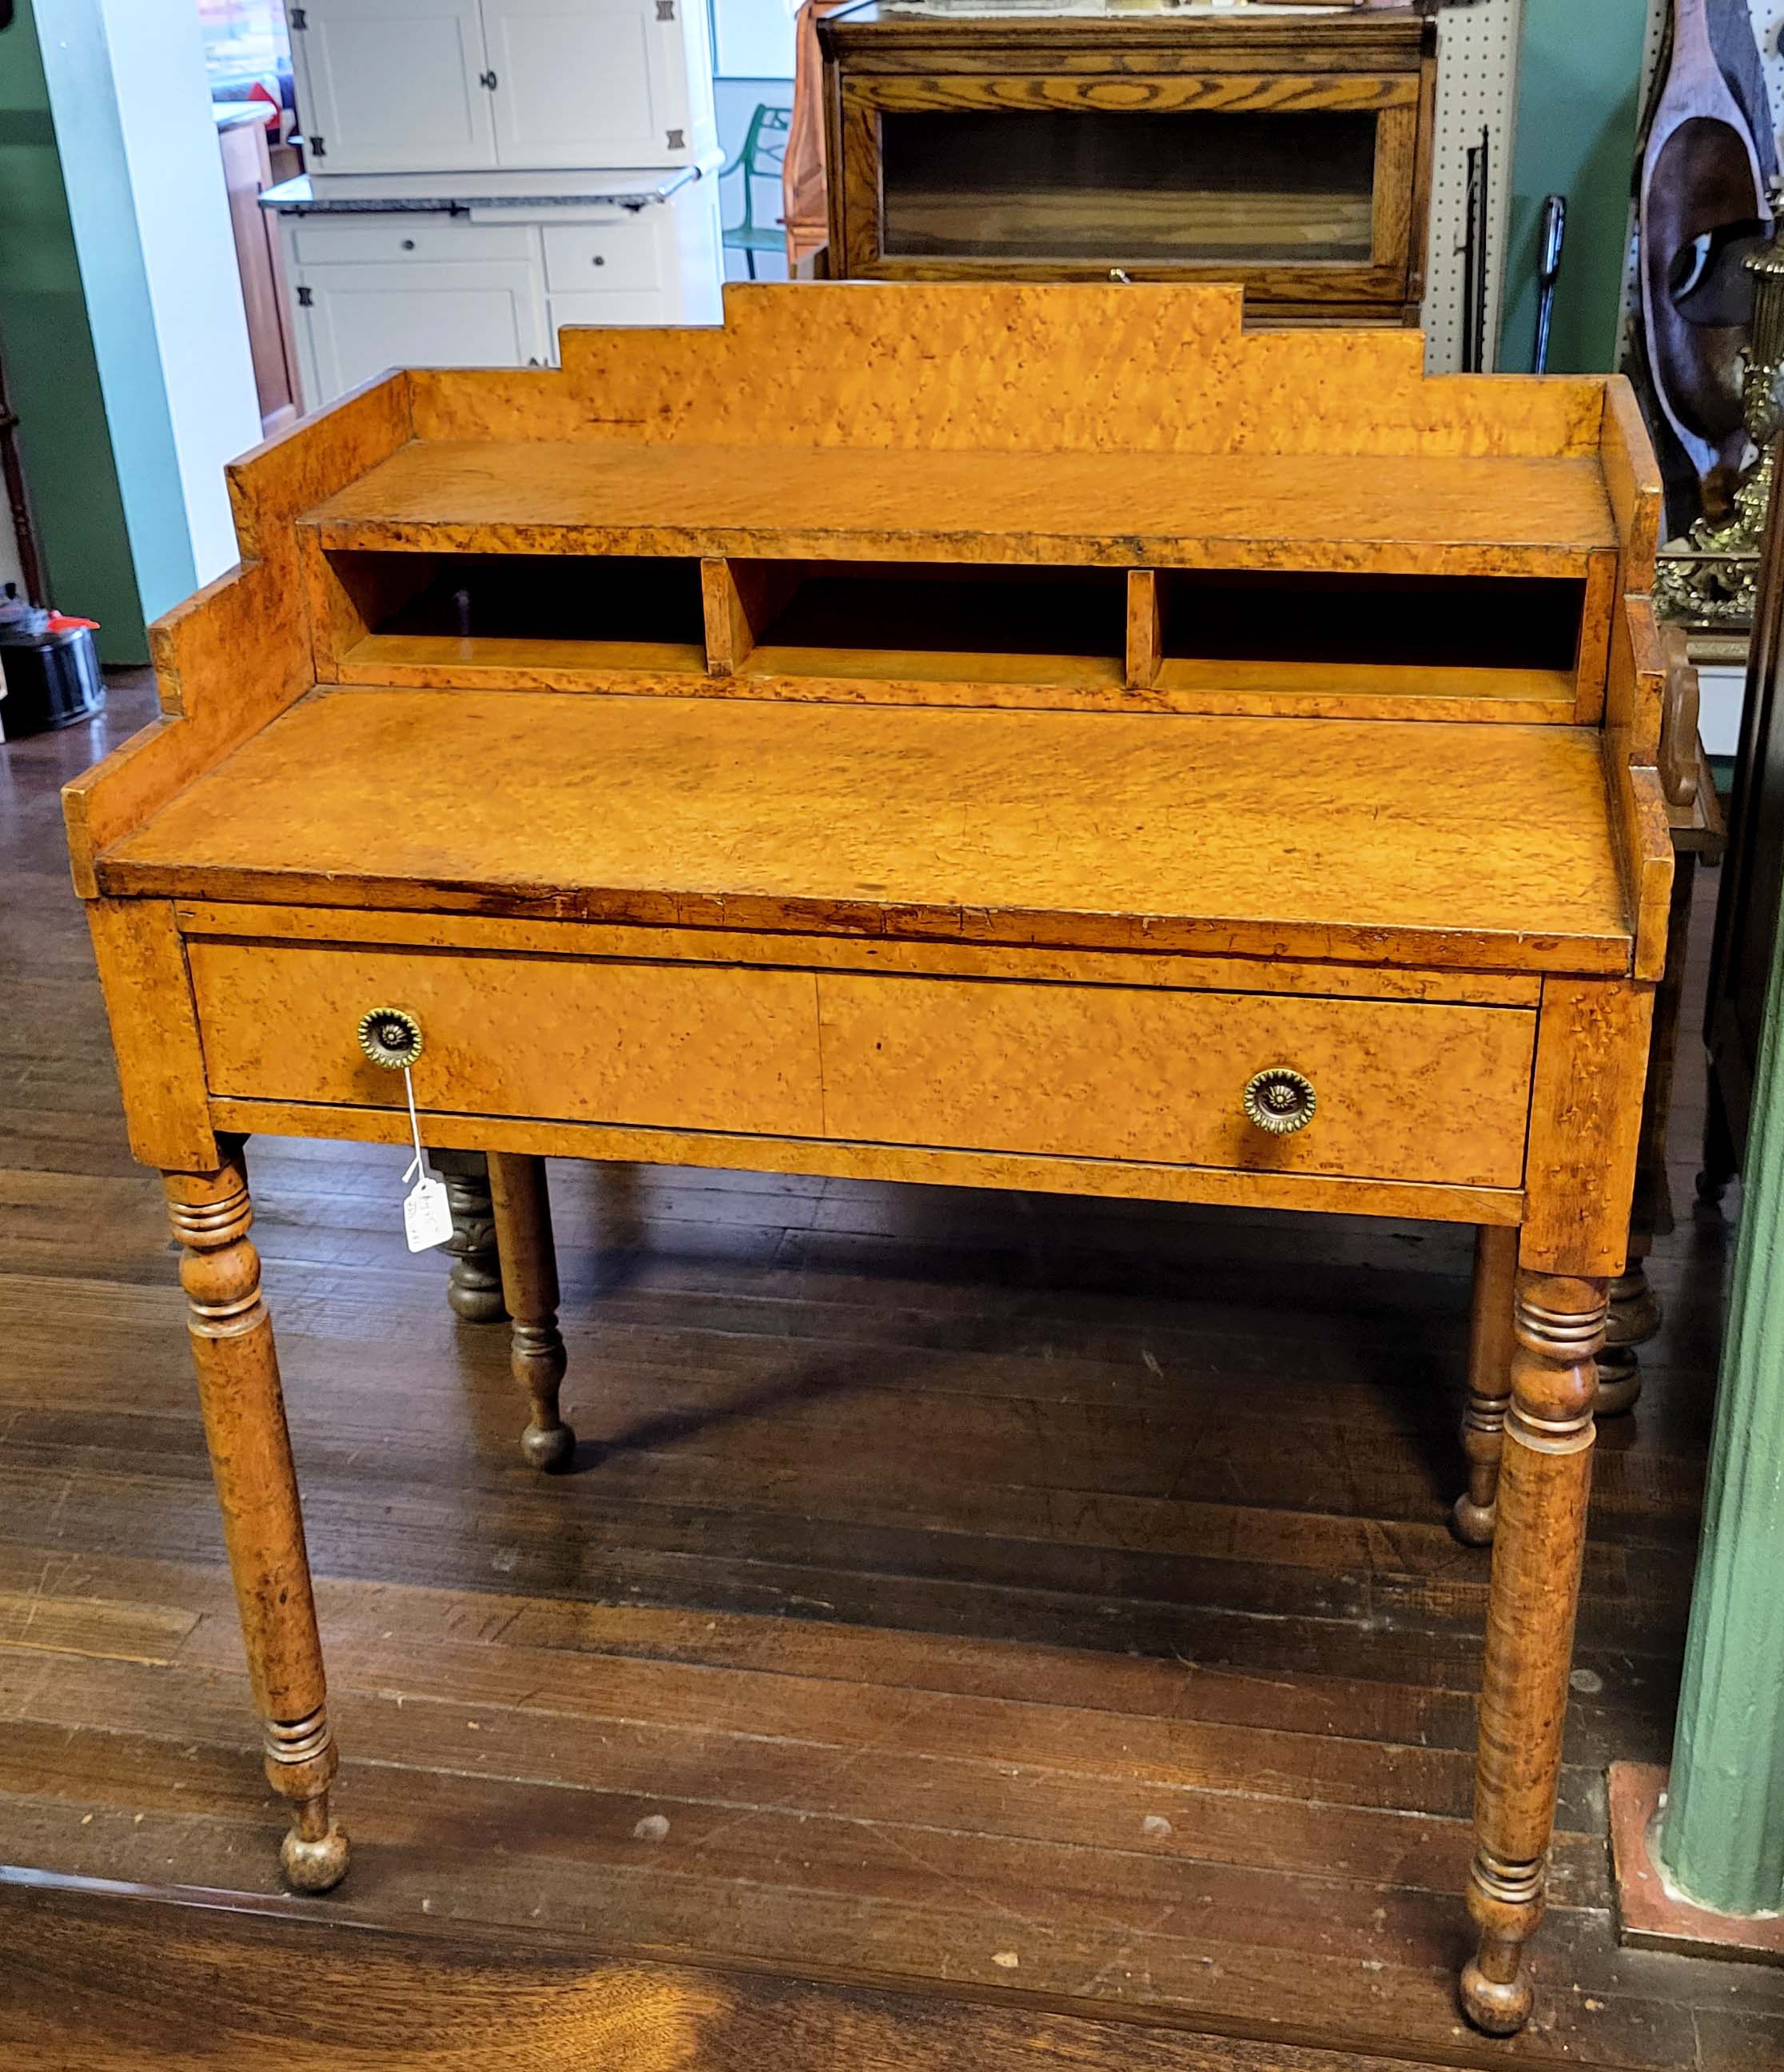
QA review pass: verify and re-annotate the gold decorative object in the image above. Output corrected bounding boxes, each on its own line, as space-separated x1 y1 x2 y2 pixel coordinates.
1655 237 1784 634
1243 1066 1318 1134
356 1006 424 1070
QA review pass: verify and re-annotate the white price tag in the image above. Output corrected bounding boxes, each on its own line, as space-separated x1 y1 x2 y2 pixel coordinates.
393 1060 453 1250
404 1172 455 1252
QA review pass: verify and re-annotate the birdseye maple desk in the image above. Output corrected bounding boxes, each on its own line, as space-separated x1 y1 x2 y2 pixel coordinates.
66 283 1671 2038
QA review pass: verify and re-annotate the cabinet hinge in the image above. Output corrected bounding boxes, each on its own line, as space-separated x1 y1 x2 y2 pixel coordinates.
480 69 499 89
297 285 313 308
656 1 675 19
289 5 306 26
667 127 684 149
309 134 326 158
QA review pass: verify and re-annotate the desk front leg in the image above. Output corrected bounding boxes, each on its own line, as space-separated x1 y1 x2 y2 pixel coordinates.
1461 1269 1603 2034
165 1147 348 1894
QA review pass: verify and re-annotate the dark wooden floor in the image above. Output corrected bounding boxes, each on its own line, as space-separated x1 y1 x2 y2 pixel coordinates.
2 672 1781 2071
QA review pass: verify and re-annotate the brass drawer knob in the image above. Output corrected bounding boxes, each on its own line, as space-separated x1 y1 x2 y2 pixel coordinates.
1244 1066 1316 1135
357 1006 424 1071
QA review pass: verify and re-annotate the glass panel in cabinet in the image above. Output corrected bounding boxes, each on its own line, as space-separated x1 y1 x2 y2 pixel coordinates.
878 109 1378 265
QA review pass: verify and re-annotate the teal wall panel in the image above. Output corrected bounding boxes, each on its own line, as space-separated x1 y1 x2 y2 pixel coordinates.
1500 0 1648 377
0 0 147 659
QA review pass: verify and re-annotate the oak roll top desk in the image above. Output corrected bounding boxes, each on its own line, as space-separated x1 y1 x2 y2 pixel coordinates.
66 283 1671 2039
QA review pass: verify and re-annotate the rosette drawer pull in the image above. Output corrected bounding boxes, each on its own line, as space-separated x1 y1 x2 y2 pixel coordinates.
357 1007 424 1071
1243 1066 1316 1135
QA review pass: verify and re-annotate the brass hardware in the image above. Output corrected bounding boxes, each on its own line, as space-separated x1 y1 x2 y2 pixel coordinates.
357 1007 424 1071
1243 1066 1316 1135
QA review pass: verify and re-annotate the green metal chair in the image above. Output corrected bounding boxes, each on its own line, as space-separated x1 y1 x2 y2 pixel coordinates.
721 104 792 280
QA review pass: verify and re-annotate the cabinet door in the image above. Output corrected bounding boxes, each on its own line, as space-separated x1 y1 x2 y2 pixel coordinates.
289 0 496 174
834 72 1420 305
481 0 693 168
293 259 549 406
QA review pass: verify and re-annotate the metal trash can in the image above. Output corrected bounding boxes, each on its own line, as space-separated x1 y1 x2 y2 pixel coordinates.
0 592 104 738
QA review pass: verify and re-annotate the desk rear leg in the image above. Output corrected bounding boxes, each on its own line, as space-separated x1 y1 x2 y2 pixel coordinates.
165 1146 348 1894
488 1152 575 1470
433 1149 508 1324
1455 1224 1518 1545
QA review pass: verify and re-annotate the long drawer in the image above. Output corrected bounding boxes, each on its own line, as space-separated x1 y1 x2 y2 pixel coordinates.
187 942 824 1139
187 942 1535 1189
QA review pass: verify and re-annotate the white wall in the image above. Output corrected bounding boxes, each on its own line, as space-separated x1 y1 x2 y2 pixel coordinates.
94 0 261 585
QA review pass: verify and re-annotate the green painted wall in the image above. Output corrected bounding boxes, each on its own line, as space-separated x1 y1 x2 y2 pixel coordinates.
1657 848 1784 1915
0 0 147 659
1499 0 1648 377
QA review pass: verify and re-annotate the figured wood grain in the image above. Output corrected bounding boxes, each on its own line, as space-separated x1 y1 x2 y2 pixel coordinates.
1599 377 1663 592
62 373 414 891
846 69 1416 114
82 899 217 1171
185 941 825 1139
1605 595 1665 765
815 974 1535 1187
404 281 1610 459
1603 745 1672 986
204 1094 1523 1226
101 690 1634 975
305 440 1617 574
1125 569 1161 690
341 632 709 685
1368 103 1417 284
1521 980 1655 1276
821 4 1432 69
1571 552 1618 723
326 642 1581 720
170 903 1547 1004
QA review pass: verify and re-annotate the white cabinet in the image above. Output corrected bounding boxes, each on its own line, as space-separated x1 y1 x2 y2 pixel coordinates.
484 0 710 170
289 0 715 174
278 184 723 408
290 253 552 401
290 0 496 176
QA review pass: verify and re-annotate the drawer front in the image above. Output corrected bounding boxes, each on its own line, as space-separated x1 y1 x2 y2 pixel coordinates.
187 942 822 1138
816 977 1535 1189
290 220 538 265
542 217 664 294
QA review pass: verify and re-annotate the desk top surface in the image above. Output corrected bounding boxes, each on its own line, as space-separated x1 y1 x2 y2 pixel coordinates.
102 688 1631 974
306 440 1617 574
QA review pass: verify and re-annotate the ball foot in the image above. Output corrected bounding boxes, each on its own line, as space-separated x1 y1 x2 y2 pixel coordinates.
281 1822 349 1894
447 1277 508 1325
1459 1958 1532 2037
1592 1349 1643 1419
521 1420 575 1472
1452 1491 1495 1547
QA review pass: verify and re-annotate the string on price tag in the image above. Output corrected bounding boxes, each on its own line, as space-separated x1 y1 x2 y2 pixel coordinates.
398 1063 454 1252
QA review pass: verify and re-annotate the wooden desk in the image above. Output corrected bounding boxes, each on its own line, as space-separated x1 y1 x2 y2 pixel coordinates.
66 283 1671 2039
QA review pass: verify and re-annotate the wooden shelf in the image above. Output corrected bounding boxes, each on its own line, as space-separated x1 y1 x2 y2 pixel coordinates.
341 633 707 687
305 440 1618 577
1146 658 1579 721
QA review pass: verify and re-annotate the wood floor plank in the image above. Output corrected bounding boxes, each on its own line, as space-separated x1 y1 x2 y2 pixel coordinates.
0 1875 1531 2072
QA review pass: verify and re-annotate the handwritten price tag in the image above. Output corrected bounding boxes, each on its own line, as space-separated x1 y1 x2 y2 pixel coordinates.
403 1172 454 1252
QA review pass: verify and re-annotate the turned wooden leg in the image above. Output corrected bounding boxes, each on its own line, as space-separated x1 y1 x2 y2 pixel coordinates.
1455 1224 1518 1546
432 1148 508 1323
1460 1269 1603 2037
1596 1242 1660 1418
487 1150 574 1470
165 1146 348 1894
